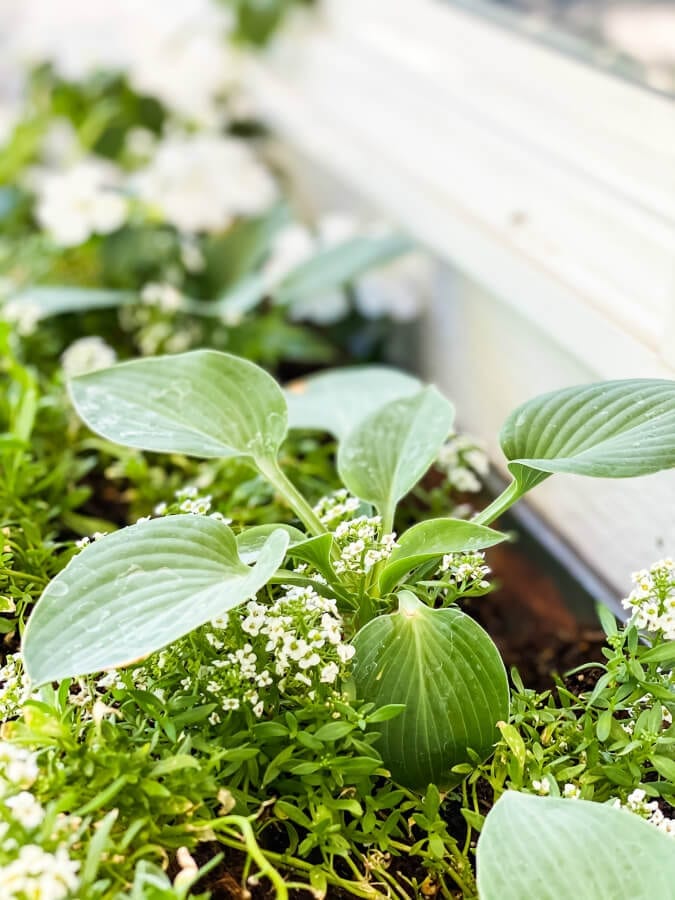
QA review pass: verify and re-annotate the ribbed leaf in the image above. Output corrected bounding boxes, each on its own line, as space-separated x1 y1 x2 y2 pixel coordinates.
477 792 675 900
502 380 675 493
23 517 289 684
337 388 454 526
379 519 506 595
274 233 412 307
352 591 509 788
285 366 421 440
69 350 288 462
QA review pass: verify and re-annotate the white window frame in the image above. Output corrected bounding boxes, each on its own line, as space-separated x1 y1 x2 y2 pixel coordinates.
246 0 675 596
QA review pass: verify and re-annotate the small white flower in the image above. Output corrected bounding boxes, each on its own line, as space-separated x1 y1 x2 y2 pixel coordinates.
320 662 340 684
141 282 185 313
5 791 45 829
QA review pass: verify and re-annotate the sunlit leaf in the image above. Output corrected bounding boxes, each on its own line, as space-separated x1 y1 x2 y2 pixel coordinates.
477 792 675 900
379 518 506 595
287 533 336 581
69 349 288 462
338 388 454 526
286 366 422 440
23 517 289 684
352 591 509 788
236 523 304 563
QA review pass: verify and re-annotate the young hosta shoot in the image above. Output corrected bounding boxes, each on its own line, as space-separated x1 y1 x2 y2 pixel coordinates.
477 791 675 900
21 350 675 793
351 591 509 788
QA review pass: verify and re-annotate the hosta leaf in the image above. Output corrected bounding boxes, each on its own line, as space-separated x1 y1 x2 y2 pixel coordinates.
352 591 509 788
23 517 289 684
6 286 134 321
501 380 675 494
379 519 506 595
477 792 675 900
338 388 454 526
287 533 336 581
69 349 288 462
273 233 412 307
236 524 305 563
286 366 422 440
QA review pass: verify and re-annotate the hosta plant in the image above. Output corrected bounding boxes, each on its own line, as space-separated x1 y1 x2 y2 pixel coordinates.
22 350 675 790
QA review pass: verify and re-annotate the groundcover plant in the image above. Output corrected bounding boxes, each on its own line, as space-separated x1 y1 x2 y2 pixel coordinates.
11 349 675 897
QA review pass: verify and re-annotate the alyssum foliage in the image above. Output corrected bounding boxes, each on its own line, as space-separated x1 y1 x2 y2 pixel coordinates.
22 351 675 794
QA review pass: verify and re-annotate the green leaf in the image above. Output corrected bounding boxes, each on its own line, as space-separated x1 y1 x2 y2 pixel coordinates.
476 792 675 900
650 755 675 782
285 365 422 440
352 591 509 789
23 517 289 684
236 524 305 563
640 642 675 666
6 286 134 321
287 533 336 580
338 388 455 527
273 233 413 307
379 518 506 595
69 349 288 462
501 380 675 494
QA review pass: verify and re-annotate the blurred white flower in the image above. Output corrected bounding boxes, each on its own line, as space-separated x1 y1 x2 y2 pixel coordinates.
355 253 431 322
132 132 277 234
33 158 128 246
61 336 117 377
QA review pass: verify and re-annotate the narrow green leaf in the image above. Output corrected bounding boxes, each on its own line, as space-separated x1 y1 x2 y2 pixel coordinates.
6 286 134 320
477 792 675 900
338 387 455 527
651 755 675 782
285 365 422 440
641 642 675 666
69 349 288 462
501 380 675 494
379 518 506 595
23 517 289 684
273 233 413 307
352 591 509 789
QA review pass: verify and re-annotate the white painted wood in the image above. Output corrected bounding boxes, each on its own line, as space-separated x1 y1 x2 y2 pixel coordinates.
246 0 675 594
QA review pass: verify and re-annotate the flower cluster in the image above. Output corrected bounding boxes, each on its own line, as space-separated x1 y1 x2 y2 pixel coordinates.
0 744 81 899
154 485 231 523
200 584 355 723
438 551 491 592
313 491 398 578
612 788 675 837
0 654 33 721
435 433 489 494
622 558 675 638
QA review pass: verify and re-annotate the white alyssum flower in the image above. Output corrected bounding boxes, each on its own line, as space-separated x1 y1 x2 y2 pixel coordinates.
531 779 550 796
355 252 432 322
0 743 38 789
2 299 42 336
436 433 489 493
562 783 581 799
61 336 116 377
612 788 675 836
0 844 80 899
439 551 491 591
140 282 185 313
132 132 276 234
622 559 675 638
32 158 128 246
4 791 45 829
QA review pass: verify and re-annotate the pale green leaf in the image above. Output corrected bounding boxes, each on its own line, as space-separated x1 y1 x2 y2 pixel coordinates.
285 366 422 439
23 517 289 684
352 591 509 788
274 234 413 307
337 387 455 525
236 524 305 563
69 349 288 462
477 792 675 900
501 380 675 494
379 518 506 595
287 533 336 581
7 286 134 320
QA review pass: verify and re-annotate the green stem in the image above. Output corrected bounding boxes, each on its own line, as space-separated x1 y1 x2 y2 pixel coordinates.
210 816 289 899
472 480 522 526
256 458 326 537
268 572 340 600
